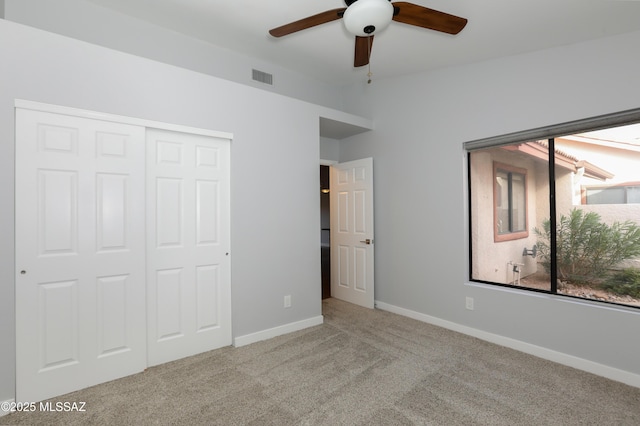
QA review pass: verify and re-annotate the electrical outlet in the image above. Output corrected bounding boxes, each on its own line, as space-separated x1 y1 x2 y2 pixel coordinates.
465 297 474 311
284 295 292 308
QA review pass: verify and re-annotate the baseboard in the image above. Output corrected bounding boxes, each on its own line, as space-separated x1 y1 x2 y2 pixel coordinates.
375 300 640 389
1 398 15 417
233 315 324 348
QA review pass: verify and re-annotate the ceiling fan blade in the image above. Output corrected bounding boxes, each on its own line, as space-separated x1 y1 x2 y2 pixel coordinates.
392 2 467 35
354 36 374 67
269 8 347 37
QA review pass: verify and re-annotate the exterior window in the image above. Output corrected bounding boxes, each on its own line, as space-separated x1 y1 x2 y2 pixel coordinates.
583 184 640 204
494 163 528 241
468 120 640 309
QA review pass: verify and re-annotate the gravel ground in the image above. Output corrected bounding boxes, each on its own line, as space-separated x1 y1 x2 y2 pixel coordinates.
519 272 640 307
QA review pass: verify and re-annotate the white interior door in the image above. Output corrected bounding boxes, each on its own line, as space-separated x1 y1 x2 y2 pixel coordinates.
330 158 374 308
146 129 231 366
15 109 147 402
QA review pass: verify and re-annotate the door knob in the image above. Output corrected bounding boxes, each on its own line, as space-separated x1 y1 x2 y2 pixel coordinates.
360 239 372 245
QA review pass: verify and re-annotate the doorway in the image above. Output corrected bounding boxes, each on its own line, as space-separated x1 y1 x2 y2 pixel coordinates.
320 158 375 307
328 158 375 308
320 165 331 299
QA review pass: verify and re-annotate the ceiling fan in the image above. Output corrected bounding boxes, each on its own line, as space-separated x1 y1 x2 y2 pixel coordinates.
269 0 468 67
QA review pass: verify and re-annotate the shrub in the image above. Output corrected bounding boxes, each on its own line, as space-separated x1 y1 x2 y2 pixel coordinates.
601 268 640 298
534 209 640 283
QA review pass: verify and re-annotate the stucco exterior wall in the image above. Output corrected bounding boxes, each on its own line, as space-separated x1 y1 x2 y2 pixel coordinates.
556 137 640 269
470 148 539 284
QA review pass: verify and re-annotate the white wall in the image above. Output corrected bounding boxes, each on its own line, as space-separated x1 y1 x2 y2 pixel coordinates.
320 137 340 163
3 0 343 110
0 19 343 403
339 30 640 383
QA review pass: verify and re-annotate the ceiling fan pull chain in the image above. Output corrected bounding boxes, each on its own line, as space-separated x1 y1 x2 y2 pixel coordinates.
367 36 373 84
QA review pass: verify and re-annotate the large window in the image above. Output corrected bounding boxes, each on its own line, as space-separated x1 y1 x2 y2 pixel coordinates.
468 115 640 309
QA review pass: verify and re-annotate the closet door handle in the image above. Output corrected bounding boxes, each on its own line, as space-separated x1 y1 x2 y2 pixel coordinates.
360 239 372 245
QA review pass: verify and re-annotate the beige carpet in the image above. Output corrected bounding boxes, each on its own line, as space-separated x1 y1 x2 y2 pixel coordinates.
2 298 639 425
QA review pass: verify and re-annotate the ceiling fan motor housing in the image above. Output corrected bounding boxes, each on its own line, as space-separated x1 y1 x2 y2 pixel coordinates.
343 0 394 37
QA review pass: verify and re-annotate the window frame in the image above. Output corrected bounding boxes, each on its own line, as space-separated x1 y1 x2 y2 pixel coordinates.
493 162 529 242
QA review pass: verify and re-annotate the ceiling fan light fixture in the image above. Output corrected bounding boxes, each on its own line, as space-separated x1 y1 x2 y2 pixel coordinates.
343 0 393 37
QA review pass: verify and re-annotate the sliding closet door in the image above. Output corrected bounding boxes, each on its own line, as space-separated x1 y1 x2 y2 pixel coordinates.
15 109 147 402
146 129 231 366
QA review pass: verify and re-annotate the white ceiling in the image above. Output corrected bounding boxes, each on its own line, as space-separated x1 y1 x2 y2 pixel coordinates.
84 0 640 86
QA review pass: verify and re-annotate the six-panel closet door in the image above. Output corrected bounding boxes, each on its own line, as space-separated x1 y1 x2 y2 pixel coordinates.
146 129 231 366
15 109 147 402
15 107 232 402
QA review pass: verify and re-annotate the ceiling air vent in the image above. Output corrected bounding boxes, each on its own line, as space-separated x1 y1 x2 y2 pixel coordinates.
252 69 273 86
